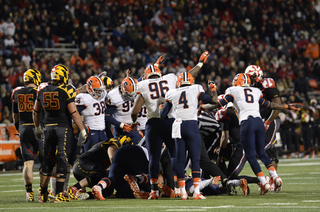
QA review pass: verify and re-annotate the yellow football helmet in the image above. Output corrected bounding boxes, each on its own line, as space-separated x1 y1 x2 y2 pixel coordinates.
23 69 41 86
50 64 69 84
101 76 114 90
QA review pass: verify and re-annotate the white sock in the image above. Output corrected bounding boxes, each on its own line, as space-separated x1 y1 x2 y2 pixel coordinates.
268 170 278 179
199 179 212 191
63 165 71 190
257 176 267 185
230 179 240 187
180 186 187 194
50 176 56 195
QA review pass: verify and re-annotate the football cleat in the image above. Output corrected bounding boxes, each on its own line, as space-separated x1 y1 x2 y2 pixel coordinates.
259 183 270 195
78 192 90 200
54 192 71 203
124 174 139 193
26 191 34 202
239 179 250 196
92 185 105 200
158 182 175 198
38 192 50 203
193 192 206 200
174 187 181 197
148 190 159 200
67 186 79 200
39 187 55 199
133 191 150 199
226 181 237 196
273 177 283 193
180 193 190 200
211 176 221 186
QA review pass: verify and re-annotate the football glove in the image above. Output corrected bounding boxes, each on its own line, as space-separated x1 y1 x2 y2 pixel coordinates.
35 126 43 141
264 120 271 132
108 136 133 149
131 121 140 131
285 103 302 111
155 55 165 67
80 129 89 144
199 51 209 64
208 80 216 92
120 123 132 132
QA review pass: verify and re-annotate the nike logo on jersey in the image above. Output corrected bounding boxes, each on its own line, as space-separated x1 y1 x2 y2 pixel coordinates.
91 133 95 135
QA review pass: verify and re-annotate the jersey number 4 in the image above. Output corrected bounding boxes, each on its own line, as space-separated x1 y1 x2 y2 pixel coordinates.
178 91 189 109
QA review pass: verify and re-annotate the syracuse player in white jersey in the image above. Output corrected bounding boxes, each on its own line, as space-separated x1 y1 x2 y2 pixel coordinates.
201 73 300 195
105 70 146 144
160 72 217 200
131 51 210 199
75 76 108 152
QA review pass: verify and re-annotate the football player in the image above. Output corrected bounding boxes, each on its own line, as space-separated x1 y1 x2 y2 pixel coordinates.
131 51 210 199
105 70 145 144
201 73 300 195
245 65 282 170
67 136 132 199
91 144 150 200
33 64 88 202
75 76 108 152
160 72 217 200
11 69 43 202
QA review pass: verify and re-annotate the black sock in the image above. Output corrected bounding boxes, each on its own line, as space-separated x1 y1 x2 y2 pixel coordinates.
40 186 48 195
74 183 82 190
25 183 32 192
56 182 64 194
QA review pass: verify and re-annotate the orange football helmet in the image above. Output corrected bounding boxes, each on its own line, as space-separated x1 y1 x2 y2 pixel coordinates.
232 73 251 87
244 65 263 83
144 65 162 79
86 76 105 99
121 77 138 101
177 72 194 87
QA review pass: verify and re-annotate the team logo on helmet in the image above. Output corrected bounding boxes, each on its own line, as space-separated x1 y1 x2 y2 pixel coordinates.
51 64 69 84
121 77 137 101
23 69 41 86
232 73 251 87
244 65 263 83
86 76 105 99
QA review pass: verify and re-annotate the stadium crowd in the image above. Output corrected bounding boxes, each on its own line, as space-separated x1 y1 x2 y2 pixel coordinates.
1 0 320 202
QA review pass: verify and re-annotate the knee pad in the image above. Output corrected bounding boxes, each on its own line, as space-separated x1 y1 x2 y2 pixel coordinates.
56 166 67 178
86 173 104 188
41 161 55 176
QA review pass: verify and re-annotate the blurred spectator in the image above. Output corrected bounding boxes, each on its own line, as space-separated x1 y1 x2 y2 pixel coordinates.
304 37 320 59
0 17 16 37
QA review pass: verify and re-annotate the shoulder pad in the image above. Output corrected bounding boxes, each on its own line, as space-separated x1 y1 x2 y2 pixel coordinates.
260 78 277 89
214 108 228 122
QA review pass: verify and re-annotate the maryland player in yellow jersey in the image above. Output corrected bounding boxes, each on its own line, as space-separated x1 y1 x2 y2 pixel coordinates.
33 64 88 203
11 69 43 202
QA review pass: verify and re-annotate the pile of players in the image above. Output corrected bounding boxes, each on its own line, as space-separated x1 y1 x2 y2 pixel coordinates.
12 51 301 203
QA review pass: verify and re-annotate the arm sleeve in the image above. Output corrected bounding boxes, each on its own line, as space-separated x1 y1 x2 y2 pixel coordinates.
105 105 122 127
198 92 213 104
218 95 234 108
259 97 271 108
76 105 86 114
160 102 172 119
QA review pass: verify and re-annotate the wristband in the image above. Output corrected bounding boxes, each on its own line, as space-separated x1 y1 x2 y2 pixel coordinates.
197 62 203 68
120 123 124 128
80 129 87 138
154 63 159 67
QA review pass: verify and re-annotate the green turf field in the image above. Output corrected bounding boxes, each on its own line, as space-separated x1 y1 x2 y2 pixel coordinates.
1 158 320 212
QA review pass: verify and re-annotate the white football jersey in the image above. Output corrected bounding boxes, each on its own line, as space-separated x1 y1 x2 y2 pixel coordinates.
225 86 263 123
107 87 134 124
137 73 177 120
136 104 147 130
75 92 107 130
165 84 204 121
